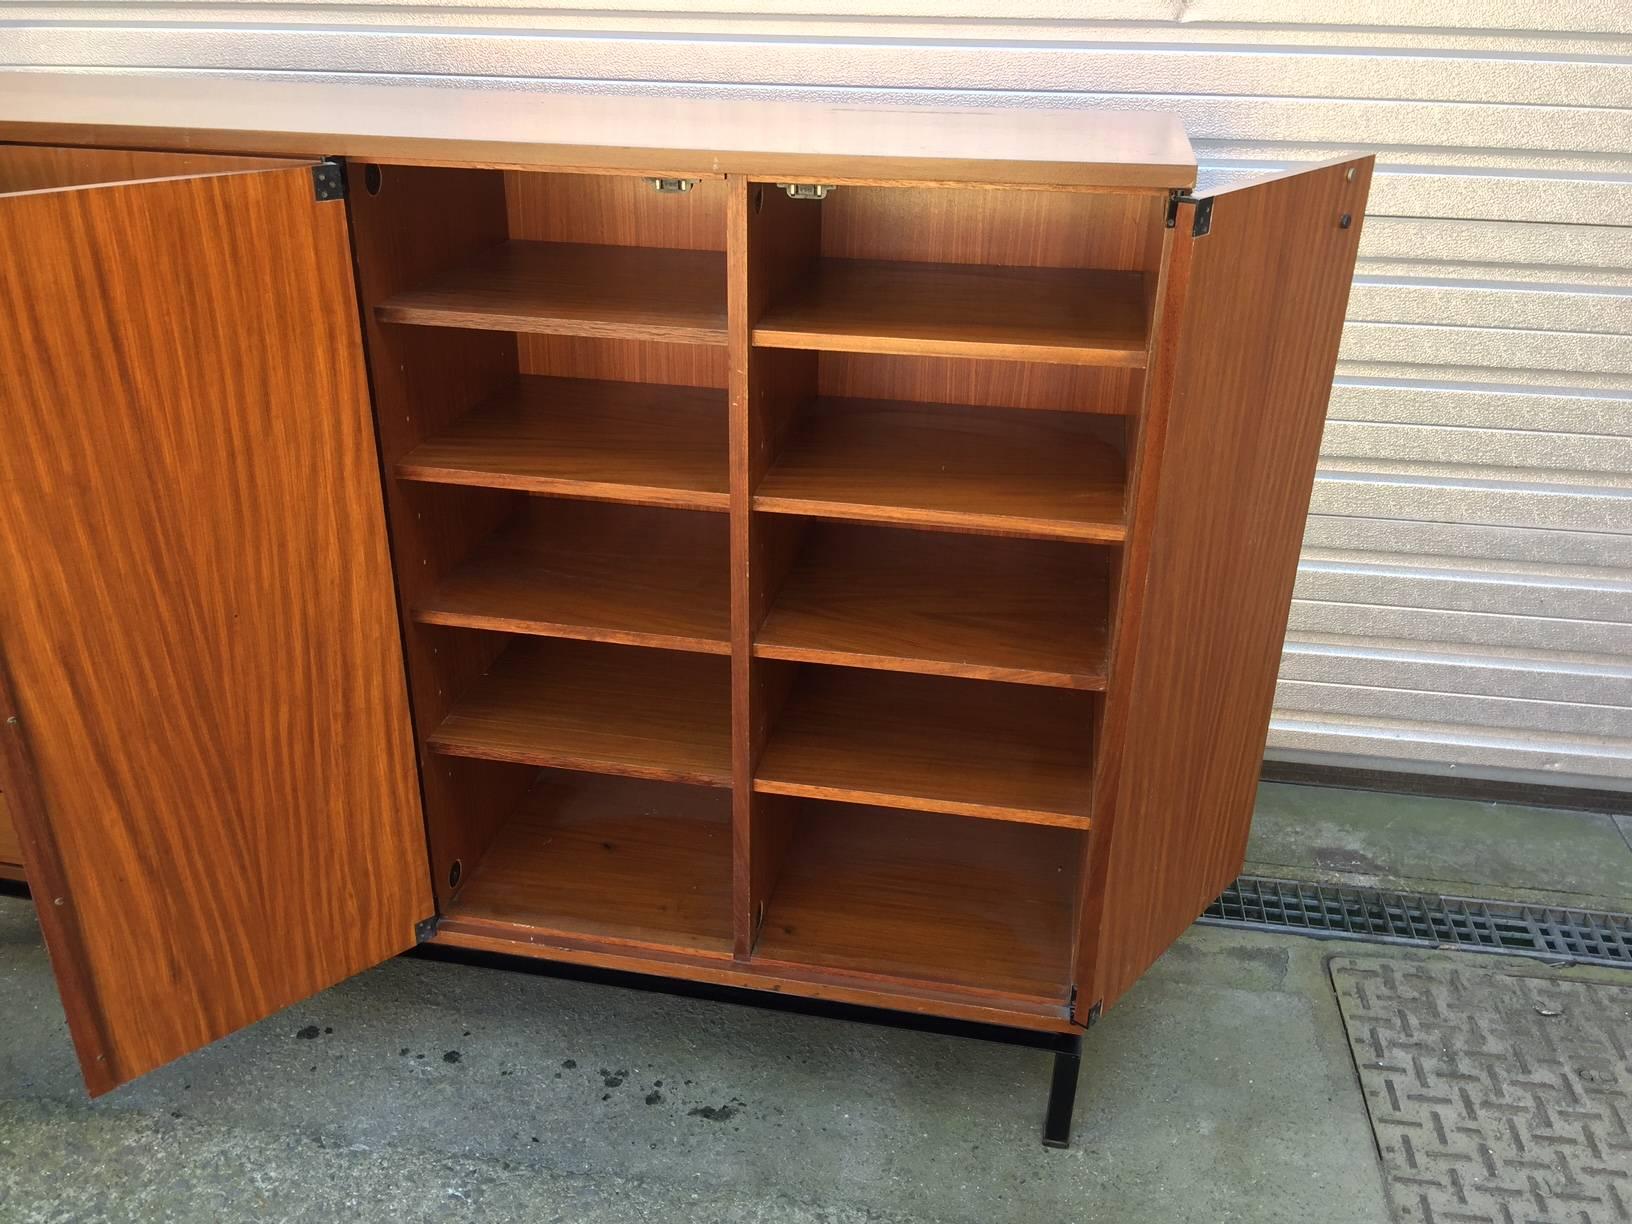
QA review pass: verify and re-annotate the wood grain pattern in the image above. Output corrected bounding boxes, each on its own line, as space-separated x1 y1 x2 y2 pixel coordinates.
415 501 730 655
0 104 1197 189
504 170 727 251
342 160 534 911
1079 157 1374 1018
755 524 1110 689
377 241 728 344
730 178 824 956
518 335 728 389
754 260 1148 366
0 145 300 196
0 161 429 1092
752 802 1078 1002
755 667 1095 826
428 639 733 787
446 772 733 958
396 376 729 510
755 399 1126 542
818 353 1140 416
819 185 1162 272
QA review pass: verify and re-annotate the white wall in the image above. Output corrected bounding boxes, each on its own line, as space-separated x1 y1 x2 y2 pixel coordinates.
4 0 1628 789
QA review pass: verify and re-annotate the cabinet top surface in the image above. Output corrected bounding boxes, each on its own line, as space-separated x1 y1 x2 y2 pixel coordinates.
0 76 1197 189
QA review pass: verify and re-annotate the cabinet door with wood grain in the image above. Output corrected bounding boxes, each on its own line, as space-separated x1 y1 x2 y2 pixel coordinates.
0 147 432 1093
1080 157 1374 1015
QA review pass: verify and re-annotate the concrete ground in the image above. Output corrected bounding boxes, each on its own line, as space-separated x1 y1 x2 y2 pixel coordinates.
1 781 1628 1223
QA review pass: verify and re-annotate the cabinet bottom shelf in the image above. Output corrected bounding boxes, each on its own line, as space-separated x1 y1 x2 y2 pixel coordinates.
443 772 734 960
750 802 1078 1005
438 773 1079 1018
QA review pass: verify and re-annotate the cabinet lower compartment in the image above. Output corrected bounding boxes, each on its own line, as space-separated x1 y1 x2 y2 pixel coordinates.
435 767 1081 1025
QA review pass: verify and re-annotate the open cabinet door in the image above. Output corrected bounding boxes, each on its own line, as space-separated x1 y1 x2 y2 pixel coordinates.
1081 156 1374 1017
0 147 432 1094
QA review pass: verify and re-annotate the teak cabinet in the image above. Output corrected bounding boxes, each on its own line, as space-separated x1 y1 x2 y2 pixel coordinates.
0 105 1371 1136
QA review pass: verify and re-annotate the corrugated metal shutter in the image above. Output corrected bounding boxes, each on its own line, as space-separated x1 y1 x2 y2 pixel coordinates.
4 1 1627 789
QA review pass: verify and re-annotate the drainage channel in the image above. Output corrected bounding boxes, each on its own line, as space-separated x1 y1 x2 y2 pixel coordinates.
1200 874 1632 969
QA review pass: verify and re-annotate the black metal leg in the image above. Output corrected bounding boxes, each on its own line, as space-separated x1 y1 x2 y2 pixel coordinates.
1042 1035 1083 1149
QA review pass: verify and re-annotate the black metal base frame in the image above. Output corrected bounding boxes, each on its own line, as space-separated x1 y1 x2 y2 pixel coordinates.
408 942 1087 1148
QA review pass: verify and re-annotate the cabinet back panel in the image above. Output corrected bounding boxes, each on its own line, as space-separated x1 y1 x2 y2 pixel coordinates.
517 335 728 388
817 353 1139 415
818 185 1162 271
504 170 727 251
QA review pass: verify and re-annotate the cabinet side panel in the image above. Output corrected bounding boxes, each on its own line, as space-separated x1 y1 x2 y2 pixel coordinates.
1083 158 1373 1013
0 165 431 1089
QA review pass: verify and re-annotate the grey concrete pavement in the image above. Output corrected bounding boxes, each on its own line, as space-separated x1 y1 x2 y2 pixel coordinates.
0 896 1389 1223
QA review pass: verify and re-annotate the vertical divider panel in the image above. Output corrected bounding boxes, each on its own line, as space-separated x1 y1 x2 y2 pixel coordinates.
344 163 535 907
729 179 821 957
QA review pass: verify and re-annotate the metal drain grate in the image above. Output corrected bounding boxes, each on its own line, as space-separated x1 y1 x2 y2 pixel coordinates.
1201 875 1632 968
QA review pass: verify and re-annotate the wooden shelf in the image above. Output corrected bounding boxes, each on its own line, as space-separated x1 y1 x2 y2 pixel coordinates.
429 639 732 787
756 524 1108 689
415 503 730 655
377 241 728 344
752 803 1076 1001
753 258 1147 366
755 666 1094 826
446 773 732 959
754 399 1125 542
396 376 728 510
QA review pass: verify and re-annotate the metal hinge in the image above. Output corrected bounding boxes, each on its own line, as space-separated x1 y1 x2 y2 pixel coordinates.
776 183 834 201
647 177 698 194
1165 190 1213 238
414 915 440 944
1087 1000 1103 1027
312 159 346 203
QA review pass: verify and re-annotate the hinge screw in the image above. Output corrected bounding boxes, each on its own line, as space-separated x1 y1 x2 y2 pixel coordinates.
1345 166 1356 181
1339 213 1353 229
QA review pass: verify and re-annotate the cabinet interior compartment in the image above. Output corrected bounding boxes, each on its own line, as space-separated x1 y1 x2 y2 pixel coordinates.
436 765 735 959
754 521 1112 689
752 660 1097 826
350 161 1160 1017
348 163 734 911
748 181 1164 366
747 797 1081 1004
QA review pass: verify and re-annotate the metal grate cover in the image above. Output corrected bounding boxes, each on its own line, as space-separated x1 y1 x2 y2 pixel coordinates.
1202 876 1632 969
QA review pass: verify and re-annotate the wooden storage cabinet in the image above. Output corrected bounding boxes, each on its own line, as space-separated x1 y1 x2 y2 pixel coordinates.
0 109 1370 1139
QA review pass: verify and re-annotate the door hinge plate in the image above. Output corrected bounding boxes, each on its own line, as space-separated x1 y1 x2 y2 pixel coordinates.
1166 190 1212 238
777 182 834 201
647 177 697 194
414 915 440 944
312 159 346 203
